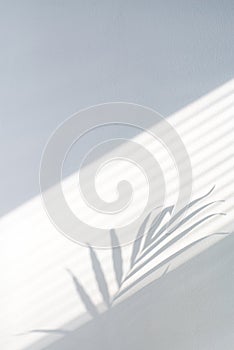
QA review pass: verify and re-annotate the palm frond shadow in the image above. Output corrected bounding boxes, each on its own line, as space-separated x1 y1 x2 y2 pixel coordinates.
28 186 229 335
68 185 228 317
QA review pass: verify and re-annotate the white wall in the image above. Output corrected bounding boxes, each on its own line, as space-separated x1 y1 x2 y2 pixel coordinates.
0 2 234 349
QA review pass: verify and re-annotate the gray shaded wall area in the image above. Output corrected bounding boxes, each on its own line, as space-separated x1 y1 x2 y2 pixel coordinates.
0 0 234 216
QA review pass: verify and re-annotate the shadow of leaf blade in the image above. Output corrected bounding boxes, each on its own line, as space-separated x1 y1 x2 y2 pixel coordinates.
151 186 216 242
66 269 98 318
130 211 152 268
167 200 224 236
88 245 110 307
128 213 225 280
115 235 212 300
144 205 174 249
27 329 70 335
168 185 216 227
110 229 123 288
138 199 223 264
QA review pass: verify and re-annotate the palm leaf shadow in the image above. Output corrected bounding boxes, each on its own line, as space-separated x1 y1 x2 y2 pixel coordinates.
113 185 226 300
69 186 226 309
137 200 224 264
110 229 123 288
130 210 153 268
143 205 174 249
146 185 216 250
25 329 70 336
88 245 110 308
66 268 99 318
126 212 226 282
28 186 228 335
116 232 228 299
